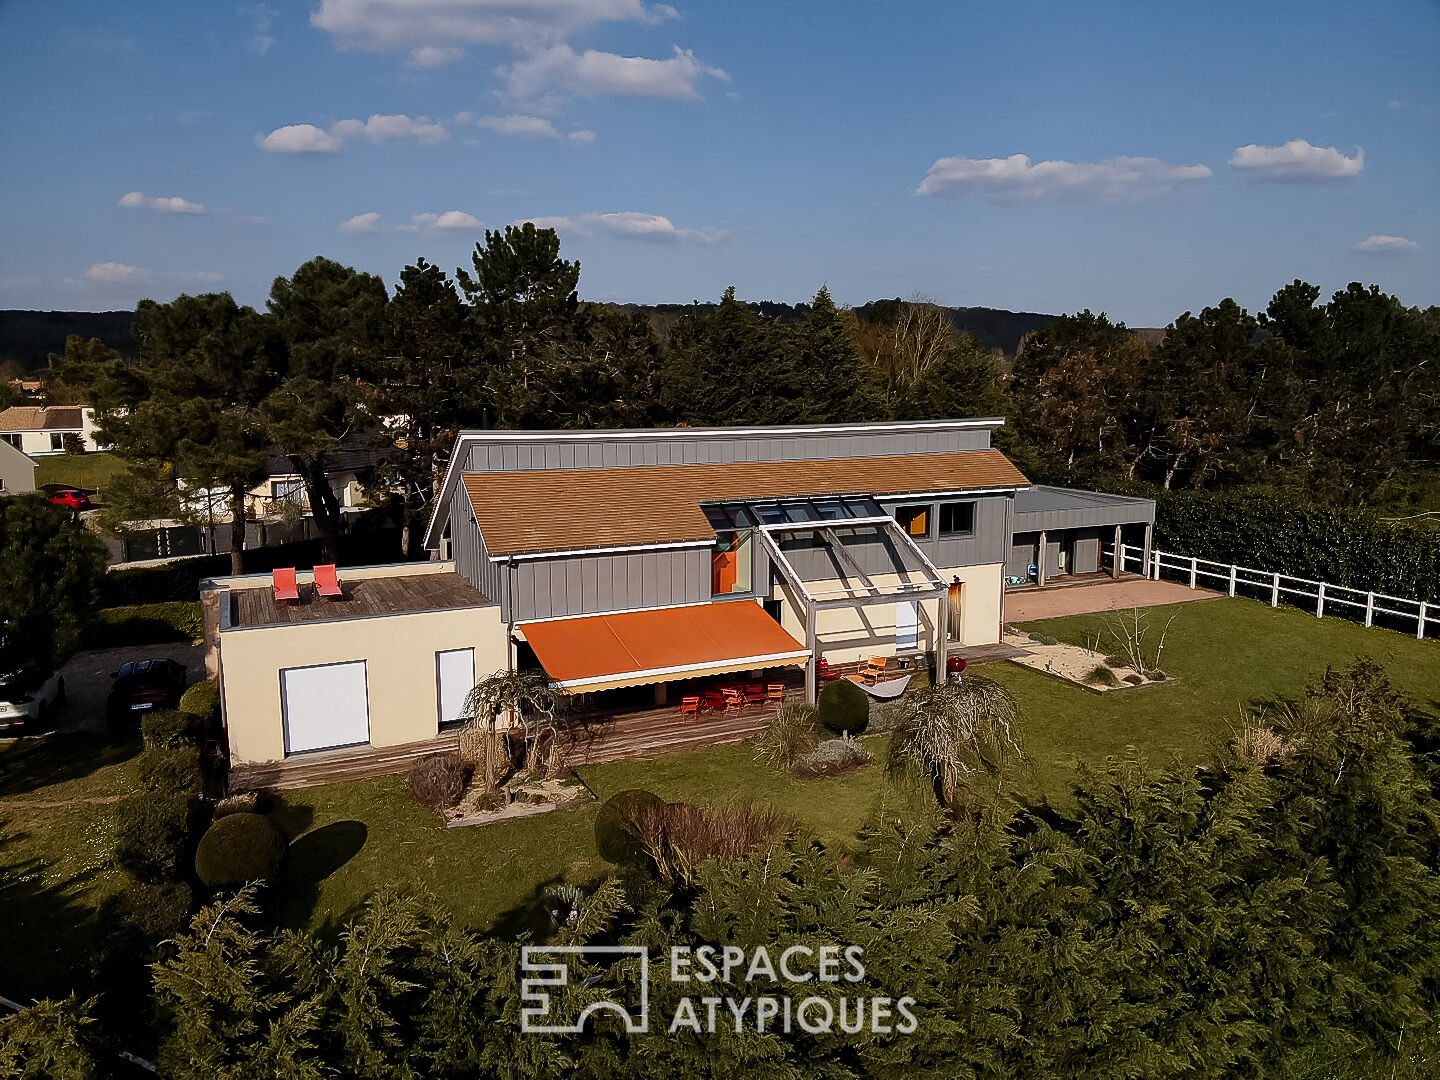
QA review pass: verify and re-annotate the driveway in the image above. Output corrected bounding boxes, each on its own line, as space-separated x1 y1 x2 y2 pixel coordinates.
1005 577 1221 623
54 642 206 734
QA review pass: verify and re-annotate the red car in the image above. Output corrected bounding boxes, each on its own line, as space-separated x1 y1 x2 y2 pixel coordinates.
44 486 93 510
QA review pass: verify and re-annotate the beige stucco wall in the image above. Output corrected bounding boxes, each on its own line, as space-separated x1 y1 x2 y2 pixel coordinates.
0 440 36 494
219 600 507 764
770 562 1004 664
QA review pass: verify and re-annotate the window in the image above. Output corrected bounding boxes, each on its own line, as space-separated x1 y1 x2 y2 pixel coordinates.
939 501 976 537
711 529 754 595
894 505 930 538
50 433 64 452
1 434 19 450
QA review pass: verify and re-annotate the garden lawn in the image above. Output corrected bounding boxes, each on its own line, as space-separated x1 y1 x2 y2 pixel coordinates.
268 737 900 935
32 450 127 494
995 595 1440 800
0 732 144 1000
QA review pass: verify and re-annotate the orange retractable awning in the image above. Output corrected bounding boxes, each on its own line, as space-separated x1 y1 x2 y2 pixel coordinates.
520 602 810 692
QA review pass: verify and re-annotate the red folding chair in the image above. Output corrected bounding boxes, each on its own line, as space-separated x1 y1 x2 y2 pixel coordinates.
313 563 344 600
272 567 300 604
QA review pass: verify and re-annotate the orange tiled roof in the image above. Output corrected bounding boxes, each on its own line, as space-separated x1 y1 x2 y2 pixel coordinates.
0 406 85 432
462 449 1028 556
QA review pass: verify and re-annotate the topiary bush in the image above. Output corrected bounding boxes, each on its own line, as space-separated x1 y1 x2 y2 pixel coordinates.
792 738 873 780
179 679 220 724
817 677 869 736
595 788 666 866
408 753 468 809
193 812 288 888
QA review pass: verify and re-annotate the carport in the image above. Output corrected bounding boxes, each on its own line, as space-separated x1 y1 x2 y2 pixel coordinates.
1007 486 1156 587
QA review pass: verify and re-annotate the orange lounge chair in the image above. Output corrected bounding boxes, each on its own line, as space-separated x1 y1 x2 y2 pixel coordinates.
766 683 785 705
272 567 300 604
314 563 344 600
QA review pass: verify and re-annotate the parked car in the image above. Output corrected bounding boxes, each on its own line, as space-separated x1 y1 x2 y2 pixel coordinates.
0 671 66 734
43 486 93 511
107 658 188 721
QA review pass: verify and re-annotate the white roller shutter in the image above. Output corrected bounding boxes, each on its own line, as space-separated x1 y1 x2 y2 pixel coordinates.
436 648 475 725
282 661 369 754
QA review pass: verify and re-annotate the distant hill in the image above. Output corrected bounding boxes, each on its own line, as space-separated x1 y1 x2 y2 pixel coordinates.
0 311 135 371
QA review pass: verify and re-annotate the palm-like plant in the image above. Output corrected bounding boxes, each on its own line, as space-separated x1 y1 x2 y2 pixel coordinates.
460 670 566 789
888 676 1024 806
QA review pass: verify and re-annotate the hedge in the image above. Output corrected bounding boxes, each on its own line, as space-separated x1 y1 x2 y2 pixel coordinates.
86 602 203 649
1148 488 1440 603
179 679 220 724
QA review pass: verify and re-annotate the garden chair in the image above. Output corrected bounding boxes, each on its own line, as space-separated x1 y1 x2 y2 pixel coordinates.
313 563 344 600
680 696 701 722
766 683 785 705
272 567 300 604
722 687 746 710
860 657 888 684
702 689 726 712
744 682 766 704
816 658 841 681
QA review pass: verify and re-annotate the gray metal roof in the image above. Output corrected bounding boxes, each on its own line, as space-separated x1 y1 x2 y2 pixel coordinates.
1012 485 1155 530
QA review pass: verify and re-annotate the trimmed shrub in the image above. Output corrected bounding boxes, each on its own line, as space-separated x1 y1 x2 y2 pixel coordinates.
141 708 198 751
194 813 288 887
754 703 820 769
1146 670 1169 682
139 744 203 795
1103 654 1131 669
595 788 666 866
114 788 195 885
1083 665 1122 688
1028 633 1059 646
792 738 873 780
85 602 203 648
408 753 467 809
178 679 220 724
817 677 870 736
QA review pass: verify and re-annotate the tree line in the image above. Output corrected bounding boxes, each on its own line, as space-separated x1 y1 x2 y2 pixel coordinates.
54 224 1439 576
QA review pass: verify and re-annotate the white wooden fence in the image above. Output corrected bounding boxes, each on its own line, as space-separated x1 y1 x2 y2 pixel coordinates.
1109 544 1438 641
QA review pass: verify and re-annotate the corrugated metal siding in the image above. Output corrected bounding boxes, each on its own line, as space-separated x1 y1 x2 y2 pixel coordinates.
509 547 711 622
1008 533 1039 578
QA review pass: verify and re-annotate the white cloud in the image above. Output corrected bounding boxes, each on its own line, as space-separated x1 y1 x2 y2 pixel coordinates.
312 0 668 60
341 212 383 233
242 4 277 54
257 113 448 153
503 44 728 100
85 261 147 283
410 45 463 68
477 113 561 137
567 128 596 143
1229 139 1363 180
1354 234 1418 253
512 211 725 243
916 153 1212 202
256 123 344 153
402 210 484 232
118 191 208 214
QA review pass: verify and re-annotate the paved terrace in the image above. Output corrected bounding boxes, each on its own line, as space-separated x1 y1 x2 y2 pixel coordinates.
1006 577 1220 622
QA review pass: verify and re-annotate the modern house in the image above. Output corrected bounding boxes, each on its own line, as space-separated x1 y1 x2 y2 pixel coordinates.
204 419 1154 784
0 438 37 495
0 405 106 456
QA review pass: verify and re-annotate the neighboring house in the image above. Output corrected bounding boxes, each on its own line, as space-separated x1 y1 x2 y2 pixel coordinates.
204 419 1154 781
177 443 381 522
0 438 37 495
0 405 106 456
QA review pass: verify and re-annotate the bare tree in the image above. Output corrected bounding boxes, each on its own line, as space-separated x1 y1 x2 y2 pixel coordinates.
1104 607 1175 676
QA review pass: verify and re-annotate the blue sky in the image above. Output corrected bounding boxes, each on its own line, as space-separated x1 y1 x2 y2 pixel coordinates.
1 0 1435 324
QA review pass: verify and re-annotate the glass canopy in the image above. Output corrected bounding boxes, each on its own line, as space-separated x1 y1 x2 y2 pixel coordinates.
702 495 885 532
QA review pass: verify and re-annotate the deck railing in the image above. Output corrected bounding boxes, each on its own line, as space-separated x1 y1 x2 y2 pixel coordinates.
1106 543 1437 641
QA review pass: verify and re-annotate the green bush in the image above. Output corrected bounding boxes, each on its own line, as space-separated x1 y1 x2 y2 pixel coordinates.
1084 665 1122 688
178 679 220 724
193 813 288 887
114 788 195 885
816 678 869 736
139 744 203 795
142 709 198 751
85 602 203 648
594 789 666 866
407 753 468 809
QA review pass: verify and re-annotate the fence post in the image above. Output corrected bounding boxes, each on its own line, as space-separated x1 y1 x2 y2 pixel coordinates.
1271 572 1280 608
1152 549 1161 580
1420 602 1428 641
1316 582 1325 619
1365 592 1374 628
1189 556 1198 589
1228 564 1237 597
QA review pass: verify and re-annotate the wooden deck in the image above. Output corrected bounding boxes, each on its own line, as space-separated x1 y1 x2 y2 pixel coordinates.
229 733 461 791
232 571 488 628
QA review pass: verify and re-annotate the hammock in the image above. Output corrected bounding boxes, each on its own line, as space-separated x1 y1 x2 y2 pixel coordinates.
845 674 912 700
